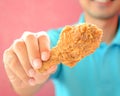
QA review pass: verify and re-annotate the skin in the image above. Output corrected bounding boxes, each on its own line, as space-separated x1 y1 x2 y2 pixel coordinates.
79 0 120 43
3 0 120 96
3 32 58 96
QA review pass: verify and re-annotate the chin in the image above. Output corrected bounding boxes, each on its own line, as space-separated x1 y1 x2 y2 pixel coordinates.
92 14 116 19
87 10 119 19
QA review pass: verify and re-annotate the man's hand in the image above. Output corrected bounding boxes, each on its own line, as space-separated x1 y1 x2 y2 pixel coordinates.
3 31 57 95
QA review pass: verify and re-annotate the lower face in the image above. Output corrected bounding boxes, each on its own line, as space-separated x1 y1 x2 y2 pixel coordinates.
79 0 120 19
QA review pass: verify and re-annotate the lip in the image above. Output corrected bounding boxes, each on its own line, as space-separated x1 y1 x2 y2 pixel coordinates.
92 0 114 2
92 0 114 6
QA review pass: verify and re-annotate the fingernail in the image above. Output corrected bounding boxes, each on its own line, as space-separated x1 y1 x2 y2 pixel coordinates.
41 52 48 61
33 59 41 69
28 69 35 77
29 79 35 86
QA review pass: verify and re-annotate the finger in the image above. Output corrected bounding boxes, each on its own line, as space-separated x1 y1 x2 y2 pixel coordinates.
4 49 21 87
4 49 35 85
4 64 24 88
12 39 35 77
32 65 57 84
37 31 50 61
6 65 35 87
33 72 50 85
22 31 42 69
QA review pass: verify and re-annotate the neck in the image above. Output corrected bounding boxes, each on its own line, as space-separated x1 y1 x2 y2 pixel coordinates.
84 13 118 44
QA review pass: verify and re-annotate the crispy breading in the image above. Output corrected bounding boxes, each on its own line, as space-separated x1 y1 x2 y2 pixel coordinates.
38 23 103 72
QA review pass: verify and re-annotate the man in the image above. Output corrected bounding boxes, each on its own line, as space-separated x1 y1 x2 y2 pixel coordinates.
3 0 120 96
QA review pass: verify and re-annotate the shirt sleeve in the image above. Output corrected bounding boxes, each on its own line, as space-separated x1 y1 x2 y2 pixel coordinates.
47 27 63 79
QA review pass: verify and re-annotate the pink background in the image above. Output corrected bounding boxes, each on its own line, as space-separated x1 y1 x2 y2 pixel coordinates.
0 0 82 96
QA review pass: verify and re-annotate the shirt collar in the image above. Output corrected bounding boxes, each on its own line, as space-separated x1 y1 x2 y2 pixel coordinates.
78 13 120 46
111 15 120 45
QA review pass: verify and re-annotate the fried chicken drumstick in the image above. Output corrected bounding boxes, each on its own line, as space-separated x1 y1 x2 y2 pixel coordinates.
38 23 103 72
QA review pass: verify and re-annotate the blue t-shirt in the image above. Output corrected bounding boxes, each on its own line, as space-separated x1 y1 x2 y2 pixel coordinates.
47 14 120 96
